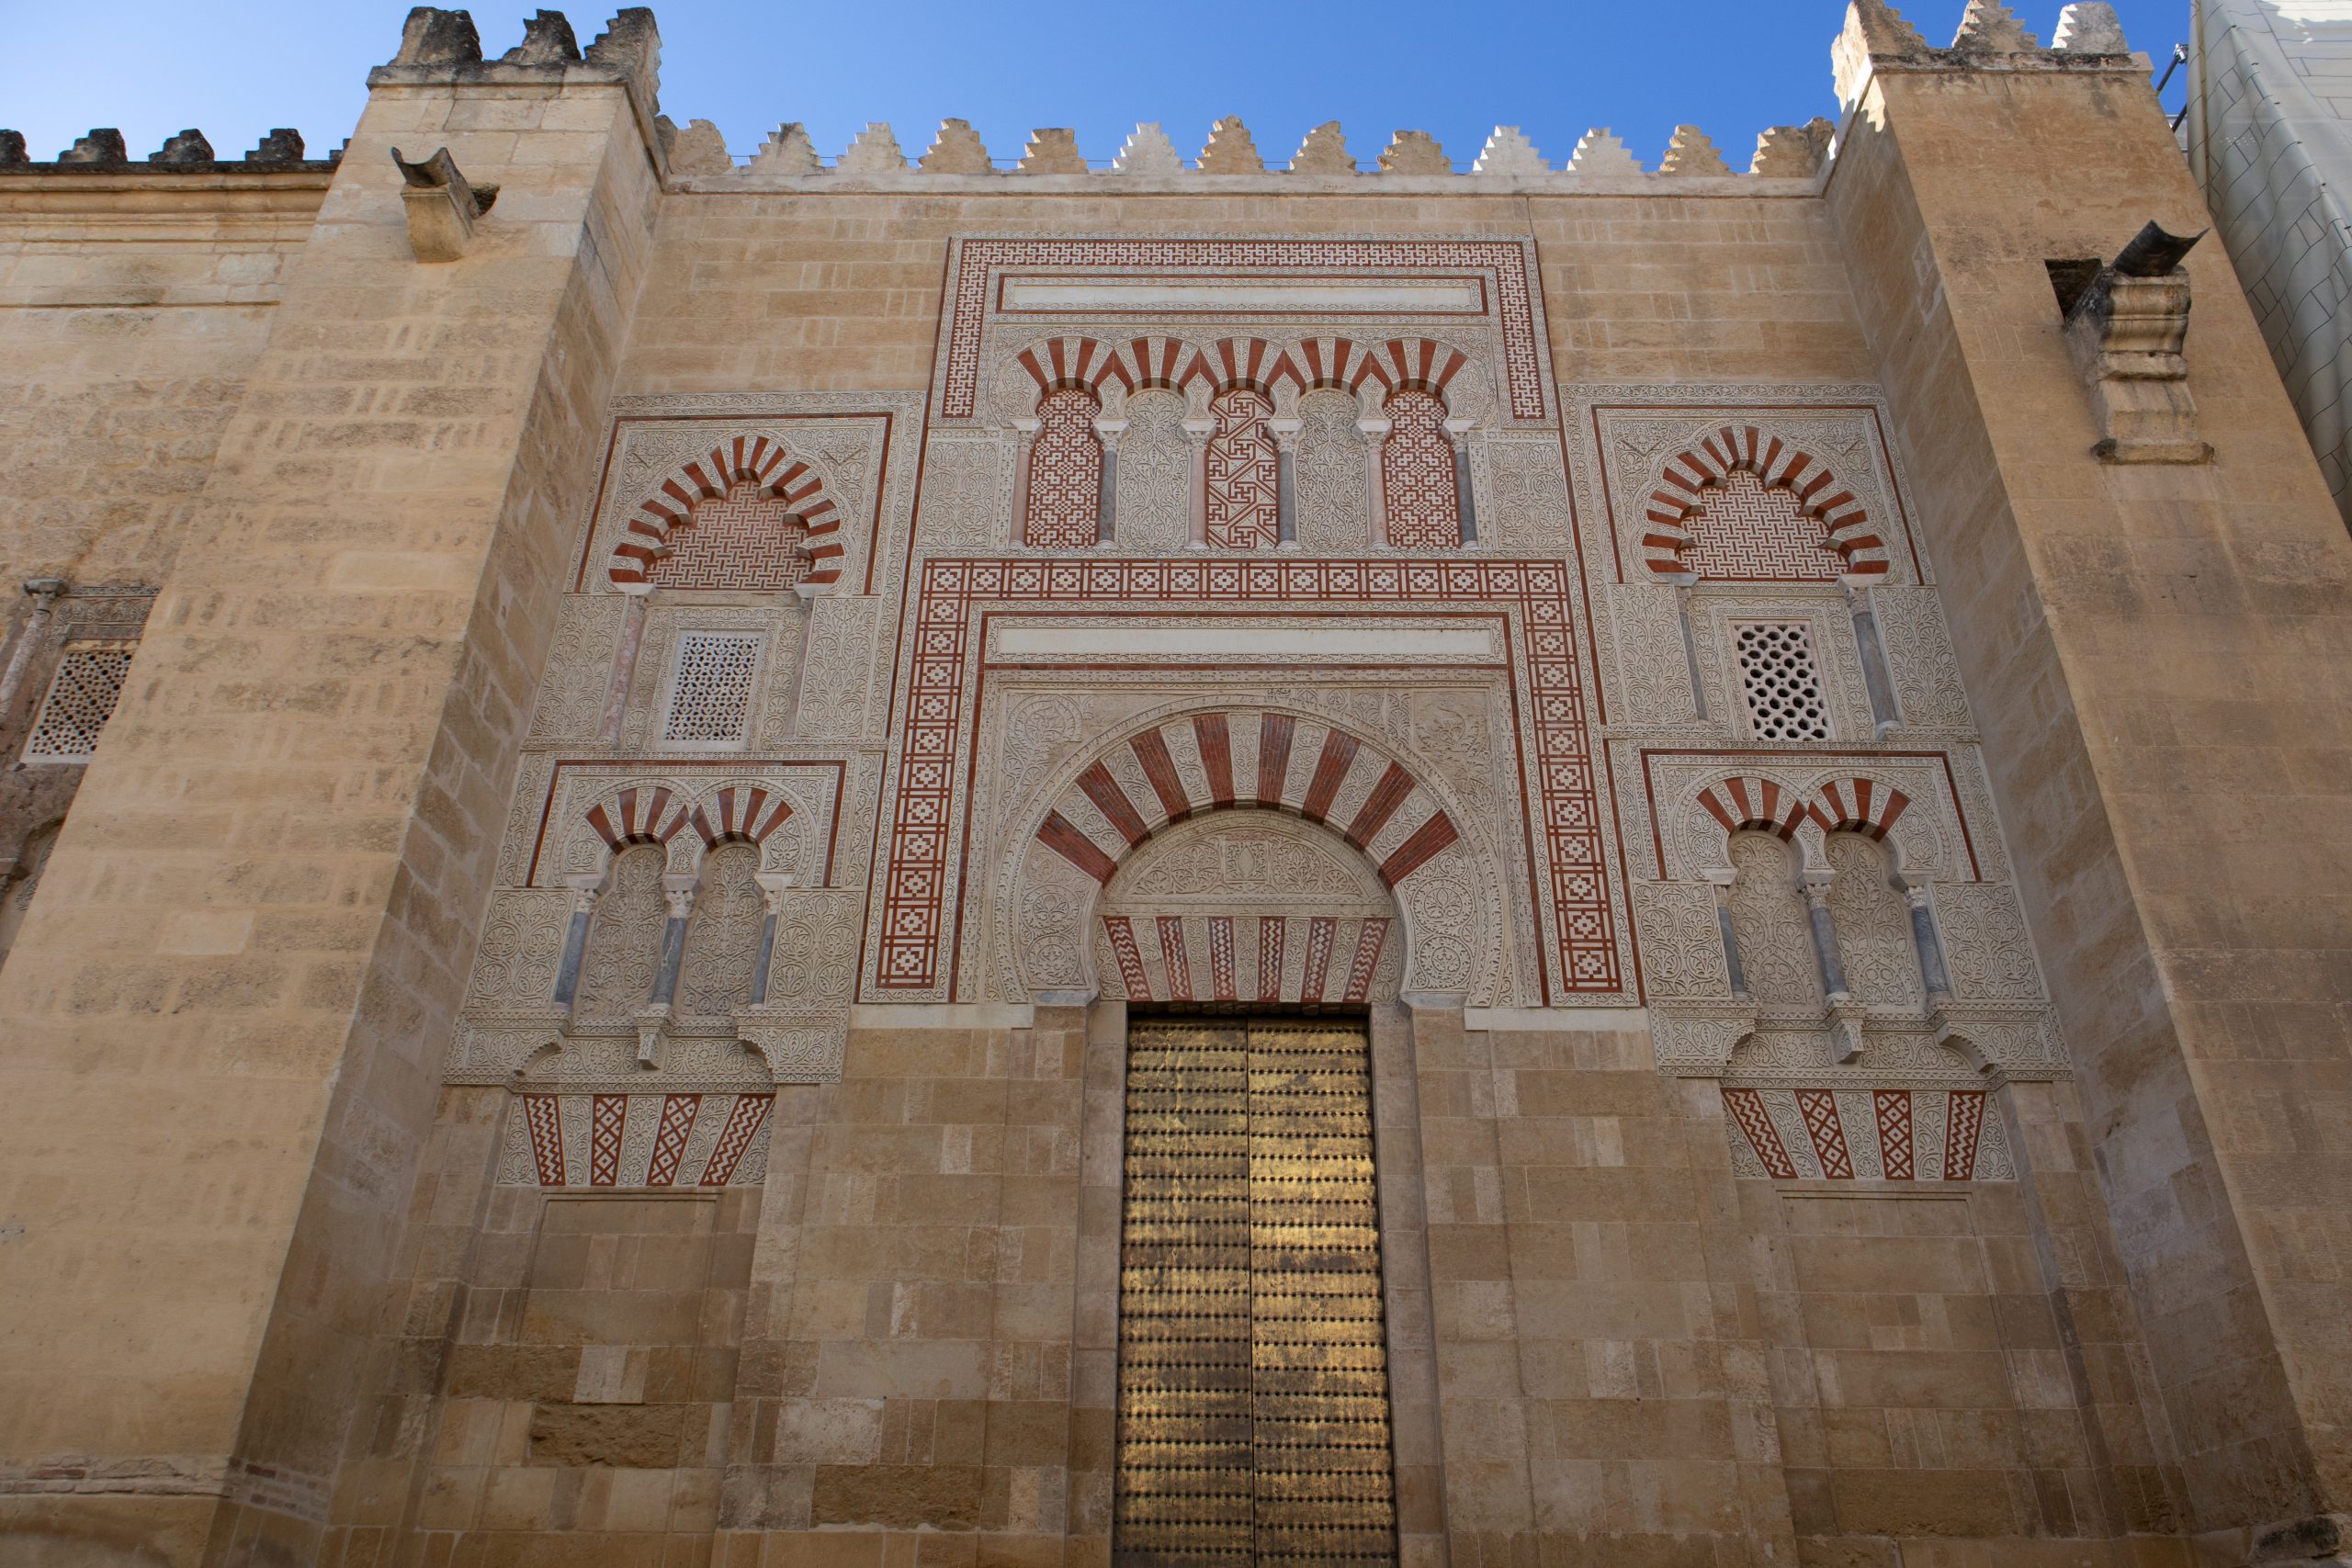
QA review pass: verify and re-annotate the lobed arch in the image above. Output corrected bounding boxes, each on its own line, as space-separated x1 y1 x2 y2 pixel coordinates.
1013 334 1136 400
1682 769 1942 883
558 779 800 886
1191 335 1295 398
607 436 843 592
1003 704 1501 1003
1640 423 1889 581
1360 335 1471 402
1003 333 1483 412
1117 334 1194 393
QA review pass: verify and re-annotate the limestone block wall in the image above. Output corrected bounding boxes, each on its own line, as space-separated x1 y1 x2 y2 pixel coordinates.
1827 4 2352 1552
0 19 667 1566
0 164 330 939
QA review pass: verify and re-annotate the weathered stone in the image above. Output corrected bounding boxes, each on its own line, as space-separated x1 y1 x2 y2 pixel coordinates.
243 128 305 163
1290 120 1355 174
1378 130 1451 175
148 130 213 165
389 6 482 67
1018 127 1087 174
501 8 581 63
1196 115 1263 174
921 117 990 173
1659 124 1731 175
1472 126 1547 175
56 129 126 165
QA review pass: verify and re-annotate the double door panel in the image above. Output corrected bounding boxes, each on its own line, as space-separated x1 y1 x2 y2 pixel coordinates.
1114 1016 1397 1566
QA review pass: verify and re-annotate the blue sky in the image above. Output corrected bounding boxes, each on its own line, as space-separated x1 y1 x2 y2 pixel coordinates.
4 1 2188 171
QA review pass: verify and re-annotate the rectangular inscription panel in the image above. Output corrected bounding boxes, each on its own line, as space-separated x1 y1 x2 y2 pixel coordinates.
1000 276 1486 315
1114 1017 1397 1566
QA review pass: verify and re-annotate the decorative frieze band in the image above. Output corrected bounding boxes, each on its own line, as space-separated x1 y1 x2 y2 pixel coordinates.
1723 1086 2014 1181
500 1090 775 1188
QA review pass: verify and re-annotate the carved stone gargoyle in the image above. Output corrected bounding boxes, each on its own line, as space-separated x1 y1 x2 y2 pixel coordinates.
2056 220 2211 464
390 145 498 262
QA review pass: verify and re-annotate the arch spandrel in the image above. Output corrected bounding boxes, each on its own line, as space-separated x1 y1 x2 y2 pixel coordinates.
998 701 1507 1004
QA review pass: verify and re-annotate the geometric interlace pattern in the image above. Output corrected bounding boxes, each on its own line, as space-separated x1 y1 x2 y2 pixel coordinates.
1380 389 1460 549
1028 388 1104 547
650 480 810 592
1679 468 1842 581
664 633 763 744
1735 622 1831 742
1205 387 1281 549
23 642 135 762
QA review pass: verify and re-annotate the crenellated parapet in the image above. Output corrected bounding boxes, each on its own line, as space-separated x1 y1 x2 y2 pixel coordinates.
655 113 1845 189
1 3 2143 192
1834 0 2143 111
0 124 337 174
367 6 661 110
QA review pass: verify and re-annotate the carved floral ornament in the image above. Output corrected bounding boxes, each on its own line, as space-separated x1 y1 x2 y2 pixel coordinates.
1001 704 1506 1004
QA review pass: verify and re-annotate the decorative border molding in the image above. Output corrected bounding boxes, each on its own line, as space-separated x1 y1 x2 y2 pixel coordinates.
866 558 1616 1001
938 236 1553 424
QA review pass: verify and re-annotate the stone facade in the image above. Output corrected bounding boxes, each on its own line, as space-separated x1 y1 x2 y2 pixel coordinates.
2 3 2349 1565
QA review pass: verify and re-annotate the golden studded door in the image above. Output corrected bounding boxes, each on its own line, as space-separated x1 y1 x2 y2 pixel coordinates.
1114 1016 1398 1566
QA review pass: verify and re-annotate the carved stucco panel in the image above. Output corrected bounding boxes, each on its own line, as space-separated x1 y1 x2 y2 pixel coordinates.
1608 583 1701 730
1295 389 1368 552
1726 833 1822 1013
1116 390 1192 551
676 842 765 1019
465 887 573 1010
764 886 864 1009
1695 592 1871 746
528 595 623 745
1869 585 1974 735
1580 400 1917 592
1630 881 1730 1000
620 604 782 753
1934 882 2046 1002
918 433 1009 551
1826 832 1927 1011
987 693 1513 1004
792 594 883 743
1479 434 1572 550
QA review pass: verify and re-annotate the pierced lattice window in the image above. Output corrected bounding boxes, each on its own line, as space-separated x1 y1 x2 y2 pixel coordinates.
662 632 763 746
22 641 135 763
1735 622 1830 741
